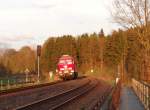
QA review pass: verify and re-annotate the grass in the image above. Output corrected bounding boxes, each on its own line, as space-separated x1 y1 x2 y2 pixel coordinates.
84 66 116 85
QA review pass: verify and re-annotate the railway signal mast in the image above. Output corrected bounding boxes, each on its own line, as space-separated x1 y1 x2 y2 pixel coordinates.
99 29 104 73
37 45 41 83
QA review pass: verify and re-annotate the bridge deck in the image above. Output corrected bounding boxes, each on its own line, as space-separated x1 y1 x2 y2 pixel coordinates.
119 86 145 110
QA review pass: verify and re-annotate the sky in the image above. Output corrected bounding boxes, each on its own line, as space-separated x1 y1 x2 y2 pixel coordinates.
0 0 119 50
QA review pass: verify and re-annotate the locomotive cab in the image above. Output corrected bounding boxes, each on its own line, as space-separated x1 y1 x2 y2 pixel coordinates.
57 55 78 80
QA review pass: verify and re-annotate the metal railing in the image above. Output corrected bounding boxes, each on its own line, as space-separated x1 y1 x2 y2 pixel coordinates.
0 78 35 91
0 76 54 91
132 79 150 110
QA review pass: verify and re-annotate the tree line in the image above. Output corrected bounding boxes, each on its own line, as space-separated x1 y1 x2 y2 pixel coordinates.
0 27 149 82
0 47 35 76
0 30 108 79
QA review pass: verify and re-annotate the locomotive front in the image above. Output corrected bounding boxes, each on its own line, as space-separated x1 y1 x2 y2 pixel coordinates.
56 55 78 80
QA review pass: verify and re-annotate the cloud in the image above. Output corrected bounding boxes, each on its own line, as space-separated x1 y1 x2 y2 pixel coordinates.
0 0 119 50
34 4 57 9
0 35 38 50
0 34 34 42
0 42 10 48
31 0 59 9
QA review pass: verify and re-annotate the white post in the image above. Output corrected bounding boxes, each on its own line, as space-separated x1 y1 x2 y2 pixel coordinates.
49 71 53 81
38 56 40 83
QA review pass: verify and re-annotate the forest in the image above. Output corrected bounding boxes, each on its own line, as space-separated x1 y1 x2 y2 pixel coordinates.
0 27 149 82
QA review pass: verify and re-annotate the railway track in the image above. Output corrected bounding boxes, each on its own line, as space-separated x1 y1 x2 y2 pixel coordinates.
0 76 88 110
16 78 98 110
0 76 86 96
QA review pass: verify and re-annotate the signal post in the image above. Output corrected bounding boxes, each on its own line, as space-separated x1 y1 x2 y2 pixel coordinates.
37 45 41 83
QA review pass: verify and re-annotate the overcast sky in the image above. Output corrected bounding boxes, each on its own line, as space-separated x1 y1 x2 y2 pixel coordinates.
0 0 119 50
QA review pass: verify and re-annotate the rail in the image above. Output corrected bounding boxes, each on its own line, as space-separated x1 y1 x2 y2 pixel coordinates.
132 78 150 110
15 79 96 110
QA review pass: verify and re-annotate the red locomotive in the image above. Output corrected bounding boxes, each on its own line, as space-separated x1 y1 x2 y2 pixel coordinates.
56 55 78 80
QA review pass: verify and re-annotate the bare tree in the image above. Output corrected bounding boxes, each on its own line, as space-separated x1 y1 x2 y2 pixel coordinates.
112 0 150 28
112 0 150 81
112 0 150 48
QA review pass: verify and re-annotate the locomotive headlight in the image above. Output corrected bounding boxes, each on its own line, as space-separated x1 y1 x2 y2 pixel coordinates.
71 70 74 73
68 67 72 70
60 68 64 70
70 72 73 75
68 62 72 64
64 65 67 68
